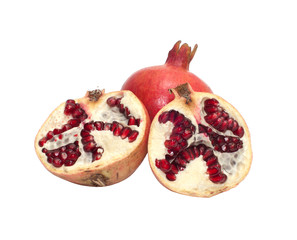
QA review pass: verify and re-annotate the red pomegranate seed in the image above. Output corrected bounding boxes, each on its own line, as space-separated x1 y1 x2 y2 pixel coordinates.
68 118 80 127
172 125 185 134
173 114 185 125
181 128 192 140
128 116 136 125
204 105 218 114
59 152 68 160
204 98 219 106
84 121 94 131
64 159 76 166
166 172 176 181
207 163 221 175
170 134 183 143
204 112 220 124
192 146 200 158
104 123 112 131
46 131 54 140
72 108 84 118
164 139 178 149
39 137 47 147
94 121 104 130
113 123 124 136
159 159 171 173
205 156 218 166
124 107 130 117
52 158 63 168
180 150 193 161
209 173 227 183
234 126 244 138
82 135 94 144
155 159 161 168
170 164 178 174
158 111 169 123
61 124 72 132
83 141 96 152
203 148 213 160
168 110 177 122
106 97 117 107
121 127 132 139
128 130 139 142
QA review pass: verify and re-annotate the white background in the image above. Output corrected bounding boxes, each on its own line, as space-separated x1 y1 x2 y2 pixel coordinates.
1 1 296 239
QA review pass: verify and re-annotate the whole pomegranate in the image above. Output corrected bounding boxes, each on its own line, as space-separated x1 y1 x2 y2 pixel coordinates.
121 41 212 120
35 89 150 186
148 83 252 197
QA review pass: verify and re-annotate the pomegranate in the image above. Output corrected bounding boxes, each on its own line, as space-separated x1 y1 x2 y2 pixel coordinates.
34 89 150 186
148 83 252 197
121 41 212 120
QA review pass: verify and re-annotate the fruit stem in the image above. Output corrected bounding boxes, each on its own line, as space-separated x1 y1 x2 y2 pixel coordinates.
165 41 198 70
169 83 192 103
87 89 103 102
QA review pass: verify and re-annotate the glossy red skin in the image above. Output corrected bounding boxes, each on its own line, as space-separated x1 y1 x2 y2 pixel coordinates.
122 64 212 120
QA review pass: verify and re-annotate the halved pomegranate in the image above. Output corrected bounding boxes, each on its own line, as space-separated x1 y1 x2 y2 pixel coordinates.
148 83 252 197
35 89 150 186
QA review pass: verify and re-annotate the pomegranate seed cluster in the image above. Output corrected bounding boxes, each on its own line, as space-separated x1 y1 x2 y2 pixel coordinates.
39 97 141 168
155 98 245 184
42 141 81 167
203 98 244 138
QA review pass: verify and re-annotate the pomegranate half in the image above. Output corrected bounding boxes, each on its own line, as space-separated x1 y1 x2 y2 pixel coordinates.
35 89 150 186
148 84 252 197
121 41 212 120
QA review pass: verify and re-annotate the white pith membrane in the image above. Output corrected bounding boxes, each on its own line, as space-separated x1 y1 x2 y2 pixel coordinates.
35 91 146 174
148 92 252 197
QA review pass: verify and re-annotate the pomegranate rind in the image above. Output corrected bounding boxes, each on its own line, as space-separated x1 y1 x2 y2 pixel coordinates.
148 92 252 197
35 90 150 186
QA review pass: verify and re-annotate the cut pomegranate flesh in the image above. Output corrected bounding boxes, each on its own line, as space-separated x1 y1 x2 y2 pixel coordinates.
38 96 141 168
154 97 246 184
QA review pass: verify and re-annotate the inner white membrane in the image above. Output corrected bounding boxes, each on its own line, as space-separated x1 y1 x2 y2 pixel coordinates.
151 97 249 191
38 92 144 171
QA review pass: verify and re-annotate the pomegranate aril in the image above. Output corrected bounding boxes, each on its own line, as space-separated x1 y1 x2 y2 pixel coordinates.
128 130 139 142
164 139 178 149
104 123 112 131
170 134 183 143
82 135 94 144
83 141 97 152
234 126 244 138
52 158 63 168
181 128 192 140
128 116 136 125
166 172 176 181
84 121 94 131
204 98 219 106
159 159 171 173
113 123 124 136
203 148 213 160
205 156 218 166
168 110 177 122
81 129 90 137
106 97 117 107
94 121 104 130
158 111 170 123
204 112 220 124
64 159 76 166
173 114 185 125
180 150 193 161
172 125 184 134
207 163 221 175
39 137 47 147
59 152 68 160
170 164 178 174
121 127 132 139
209 173 227 184
64 100 76 115
68 119 80 127
204 105 218 114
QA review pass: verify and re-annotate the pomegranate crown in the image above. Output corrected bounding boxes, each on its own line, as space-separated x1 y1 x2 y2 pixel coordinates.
165 41 198 70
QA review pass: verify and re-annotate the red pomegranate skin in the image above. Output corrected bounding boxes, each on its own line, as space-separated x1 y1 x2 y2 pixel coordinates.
121 41 212 120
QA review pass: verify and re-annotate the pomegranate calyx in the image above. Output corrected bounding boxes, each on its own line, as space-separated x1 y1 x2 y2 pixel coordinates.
165 41 198 70
169 83 192 103
87 89 103 102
